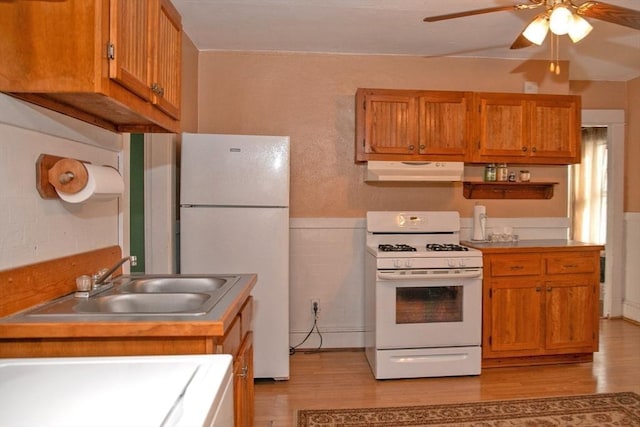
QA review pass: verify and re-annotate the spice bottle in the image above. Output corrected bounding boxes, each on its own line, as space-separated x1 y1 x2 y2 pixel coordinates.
497 163 508 181
484 164 496 181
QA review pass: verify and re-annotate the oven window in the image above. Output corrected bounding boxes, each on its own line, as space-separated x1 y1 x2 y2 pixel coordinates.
396 286 463 323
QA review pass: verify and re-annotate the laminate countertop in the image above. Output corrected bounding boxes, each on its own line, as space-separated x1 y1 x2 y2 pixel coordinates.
462 239 604 253
0 274 256 339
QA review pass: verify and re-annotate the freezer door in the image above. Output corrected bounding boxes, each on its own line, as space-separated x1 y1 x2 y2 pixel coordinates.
180 133 289 207
180 206 290 379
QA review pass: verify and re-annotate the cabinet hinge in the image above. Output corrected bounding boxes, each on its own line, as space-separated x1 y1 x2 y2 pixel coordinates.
107 42 115 60
488 336 492 345
489 288 492 298
363 100 366 110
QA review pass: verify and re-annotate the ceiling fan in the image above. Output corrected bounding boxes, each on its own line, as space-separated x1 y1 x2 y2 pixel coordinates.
423 1 640 50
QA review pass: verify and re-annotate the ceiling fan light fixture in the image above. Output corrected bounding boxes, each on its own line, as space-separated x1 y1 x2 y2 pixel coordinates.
549 5 573 35
568 14 593 43
523 14 550 45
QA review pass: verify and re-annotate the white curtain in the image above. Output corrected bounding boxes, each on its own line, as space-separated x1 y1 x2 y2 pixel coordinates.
571 127 607 244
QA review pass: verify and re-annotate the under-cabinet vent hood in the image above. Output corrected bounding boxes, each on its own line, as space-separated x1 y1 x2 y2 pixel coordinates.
365 161 464 182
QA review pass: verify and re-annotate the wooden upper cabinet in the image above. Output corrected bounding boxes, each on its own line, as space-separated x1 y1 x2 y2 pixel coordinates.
528 96 579 162
356 88 470 162
109 1 154 102
471 92 580 164
361 90 417 157
355 88 581 165
152 0 182 119
0 0 182 133
474 93 528 160
418 92 471 157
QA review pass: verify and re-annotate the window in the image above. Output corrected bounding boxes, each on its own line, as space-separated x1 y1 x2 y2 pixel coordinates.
571 127 607 244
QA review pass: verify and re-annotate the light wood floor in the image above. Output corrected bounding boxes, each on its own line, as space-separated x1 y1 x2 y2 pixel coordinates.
254 318 640 426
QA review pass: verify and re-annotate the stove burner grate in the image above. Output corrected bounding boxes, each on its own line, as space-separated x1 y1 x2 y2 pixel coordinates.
425 243 469 252
378 244 417 252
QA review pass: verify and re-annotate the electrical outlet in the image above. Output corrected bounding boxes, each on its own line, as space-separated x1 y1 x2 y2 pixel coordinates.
310 298 320 315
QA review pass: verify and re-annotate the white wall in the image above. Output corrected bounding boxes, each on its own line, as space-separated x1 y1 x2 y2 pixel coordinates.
624 213 640 322
0 94 123 270
289 217 570 349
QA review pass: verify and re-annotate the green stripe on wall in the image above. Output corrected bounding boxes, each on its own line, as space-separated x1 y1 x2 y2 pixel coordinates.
130 134 145 273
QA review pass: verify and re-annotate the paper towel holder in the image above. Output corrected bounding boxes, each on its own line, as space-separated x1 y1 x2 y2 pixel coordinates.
36 153 92 199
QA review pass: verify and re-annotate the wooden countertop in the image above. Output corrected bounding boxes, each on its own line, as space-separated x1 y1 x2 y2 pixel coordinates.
0 274 256 339
462 239 604 253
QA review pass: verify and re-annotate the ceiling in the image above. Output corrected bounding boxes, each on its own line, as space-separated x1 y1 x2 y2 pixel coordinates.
172 0 640 81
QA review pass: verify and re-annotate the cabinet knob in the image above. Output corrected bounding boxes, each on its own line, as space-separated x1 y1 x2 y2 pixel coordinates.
408 145 415 151
536 287 542 292
150 83 164 97
419 144 425 150
547 287 553 292
522 147 528 152
531 147 537 153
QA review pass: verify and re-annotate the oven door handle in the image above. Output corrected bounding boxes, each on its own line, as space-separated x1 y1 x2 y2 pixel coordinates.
377 269 482 280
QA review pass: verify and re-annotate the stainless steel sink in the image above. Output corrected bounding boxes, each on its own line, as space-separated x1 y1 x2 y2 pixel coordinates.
117 276 229 293
23 274 241 317
74 293 211 314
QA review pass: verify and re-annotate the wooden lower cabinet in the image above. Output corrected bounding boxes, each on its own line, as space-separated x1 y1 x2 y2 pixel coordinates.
219 296 254 426
234 331 254 427
482 249 600 367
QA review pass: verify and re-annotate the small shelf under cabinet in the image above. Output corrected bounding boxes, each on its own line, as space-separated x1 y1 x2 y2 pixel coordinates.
463 181 557 199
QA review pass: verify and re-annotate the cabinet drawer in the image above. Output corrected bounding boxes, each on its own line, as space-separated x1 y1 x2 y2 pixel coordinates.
489 255 541 277
546 254 597 275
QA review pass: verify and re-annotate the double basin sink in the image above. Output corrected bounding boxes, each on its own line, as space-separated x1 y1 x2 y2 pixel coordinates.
24 275 240 317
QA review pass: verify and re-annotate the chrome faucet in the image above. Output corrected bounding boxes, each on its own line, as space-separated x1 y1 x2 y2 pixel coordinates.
94 255 137 286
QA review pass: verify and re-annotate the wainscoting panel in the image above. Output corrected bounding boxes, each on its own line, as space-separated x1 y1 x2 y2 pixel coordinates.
624 213 640 322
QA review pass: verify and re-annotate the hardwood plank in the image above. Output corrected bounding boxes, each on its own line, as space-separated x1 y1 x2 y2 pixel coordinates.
254 319 640 426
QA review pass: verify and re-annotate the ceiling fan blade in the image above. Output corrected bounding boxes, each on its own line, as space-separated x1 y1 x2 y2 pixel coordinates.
576 1 640 30
423 6 518 22
510 31 535 49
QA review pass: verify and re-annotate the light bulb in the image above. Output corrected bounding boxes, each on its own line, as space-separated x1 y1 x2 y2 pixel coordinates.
568 15 593 43
549 5 573 35
523 14 550 45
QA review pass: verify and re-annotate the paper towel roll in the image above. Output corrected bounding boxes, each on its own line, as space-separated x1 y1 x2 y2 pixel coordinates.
472 204 487 241
56 164 124 203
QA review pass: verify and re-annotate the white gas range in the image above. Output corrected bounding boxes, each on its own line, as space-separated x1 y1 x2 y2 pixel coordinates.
365 211 483 379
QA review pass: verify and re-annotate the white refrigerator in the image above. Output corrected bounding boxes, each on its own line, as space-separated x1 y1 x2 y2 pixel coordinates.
180 133 290 380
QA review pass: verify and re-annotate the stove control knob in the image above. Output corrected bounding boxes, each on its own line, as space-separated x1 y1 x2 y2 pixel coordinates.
393 259 402 268
404 259 413 268
459 258 466 267
447 259 456 267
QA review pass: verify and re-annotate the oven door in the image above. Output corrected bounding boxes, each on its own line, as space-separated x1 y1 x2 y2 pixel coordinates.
375 268 482 349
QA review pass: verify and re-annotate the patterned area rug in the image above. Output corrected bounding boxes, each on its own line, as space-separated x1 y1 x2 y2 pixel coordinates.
296 392 640 426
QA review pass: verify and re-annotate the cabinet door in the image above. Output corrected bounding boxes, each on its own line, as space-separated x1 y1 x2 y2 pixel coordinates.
529 96 580 162
152 0 182 119
544 279 596 351
417 91 470 159
474 93 528 160
109 0 153 101
363 93 417 156
485 278 544 357
234 332 254 427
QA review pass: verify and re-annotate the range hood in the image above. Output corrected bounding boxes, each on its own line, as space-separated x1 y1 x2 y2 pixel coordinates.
365 161 464 182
